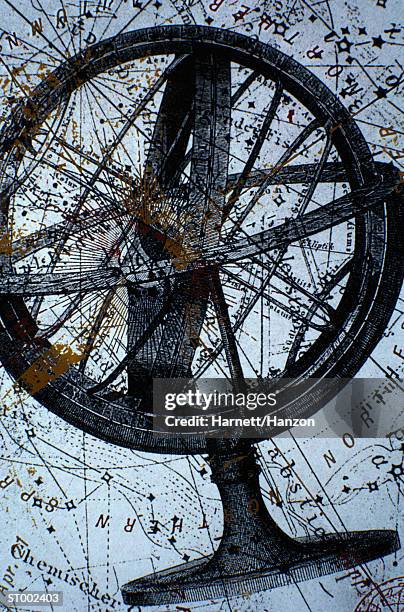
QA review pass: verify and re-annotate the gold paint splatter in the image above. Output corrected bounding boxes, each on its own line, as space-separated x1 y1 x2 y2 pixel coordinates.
16 344 84 394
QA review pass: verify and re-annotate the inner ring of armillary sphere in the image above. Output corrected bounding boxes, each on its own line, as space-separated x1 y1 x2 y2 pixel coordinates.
0 26 401 453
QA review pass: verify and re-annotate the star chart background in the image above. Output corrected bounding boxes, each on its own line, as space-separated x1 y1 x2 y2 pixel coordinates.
0 1 403 611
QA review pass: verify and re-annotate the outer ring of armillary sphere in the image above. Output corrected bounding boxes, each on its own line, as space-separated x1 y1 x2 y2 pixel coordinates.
0 26 402 453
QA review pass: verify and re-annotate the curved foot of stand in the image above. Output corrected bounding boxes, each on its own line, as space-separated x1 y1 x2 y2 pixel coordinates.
121 529 400 606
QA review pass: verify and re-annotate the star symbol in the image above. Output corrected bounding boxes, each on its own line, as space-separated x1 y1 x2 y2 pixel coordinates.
205 17 213 25
342 484 351 493
336 36 353 54
35 477 43 486
341 27 350 35
44 578 53 586
358 27 367 35
248 101 256 109
148 493 155 502
183 554 190 562
154 0 162 8
245 137 254 147
274 21 288 36
374 86 388 98
47 525 55 534
372 35 385 48
101 471 113 484
309 15 317 23
388 462 404 480
314 495 323 504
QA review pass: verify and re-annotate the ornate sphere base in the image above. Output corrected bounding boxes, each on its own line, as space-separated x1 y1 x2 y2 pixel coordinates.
122 448 400 606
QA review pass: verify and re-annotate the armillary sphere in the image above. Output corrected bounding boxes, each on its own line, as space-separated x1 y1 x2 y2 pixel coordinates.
0 26 402 606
